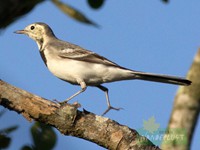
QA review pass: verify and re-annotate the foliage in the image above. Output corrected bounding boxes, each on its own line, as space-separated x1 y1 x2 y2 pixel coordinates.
0 110 18 149
51 0 99 27
21 122 57 150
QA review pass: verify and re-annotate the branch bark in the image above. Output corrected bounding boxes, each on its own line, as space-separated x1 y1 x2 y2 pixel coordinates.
0 80 160 150
161 49 200 150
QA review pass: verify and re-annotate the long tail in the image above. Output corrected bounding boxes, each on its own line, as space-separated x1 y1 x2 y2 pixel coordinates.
133 71 191 86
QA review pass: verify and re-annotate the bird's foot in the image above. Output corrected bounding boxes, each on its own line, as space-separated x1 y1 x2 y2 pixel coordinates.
52 99 60 103
59 101 67 105
52 99 68 107
59 98 72 105
102 106 123 116
59 99 81 109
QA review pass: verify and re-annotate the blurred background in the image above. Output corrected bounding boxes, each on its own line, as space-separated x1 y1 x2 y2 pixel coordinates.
0 0 199 149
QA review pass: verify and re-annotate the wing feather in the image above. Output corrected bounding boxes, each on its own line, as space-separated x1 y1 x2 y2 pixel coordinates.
58 47 122 67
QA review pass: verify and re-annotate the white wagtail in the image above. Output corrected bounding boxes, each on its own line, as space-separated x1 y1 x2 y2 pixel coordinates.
15 22 191 115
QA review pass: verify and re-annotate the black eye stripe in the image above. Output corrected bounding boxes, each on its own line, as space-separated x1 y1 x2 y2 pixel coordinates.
30 26 35 30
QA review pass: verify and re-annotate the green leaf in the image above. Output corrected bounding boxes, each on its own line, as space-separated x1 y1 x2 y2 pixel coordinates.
31 122 56 150
0 125 18 134
0 134 11 149
0 125 18 149
21 145 33 150
162 0 169 3
87 0 104 9
51 0 99 27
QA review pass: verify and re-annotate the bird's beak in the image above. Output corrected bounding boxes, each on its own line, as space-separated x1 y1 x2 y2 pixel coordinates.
14 30 27 34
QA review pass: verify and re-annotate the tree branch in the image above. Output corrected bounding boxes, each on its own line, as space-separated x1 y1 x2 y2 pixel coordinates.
161 49 200 150
0 80 160 150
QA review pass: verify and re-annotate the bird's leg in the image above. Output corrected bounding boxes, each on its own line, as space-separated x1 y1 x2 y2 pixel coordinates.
96 85 122 116
60 81 87 104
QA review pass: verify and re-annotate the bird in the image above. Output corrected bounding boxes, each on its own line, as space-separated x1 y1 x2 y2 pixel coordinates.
14 22 191 115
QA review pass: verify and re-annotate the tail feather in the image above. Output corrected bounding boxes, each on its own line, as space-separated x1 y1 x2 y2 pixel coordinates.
134 71 191 86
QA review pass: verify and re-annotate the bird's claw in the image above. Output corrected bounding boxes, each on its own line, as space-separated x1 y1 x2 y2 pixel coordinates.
102 106 123 116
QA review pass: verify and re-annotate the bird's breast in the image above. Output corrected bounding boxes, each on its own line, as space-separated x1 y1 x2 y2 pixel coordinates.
42 49 134 85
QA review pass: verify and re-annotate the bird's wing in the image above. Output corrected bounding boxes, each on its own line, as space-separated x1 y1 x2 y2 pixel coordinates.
58 47 123 68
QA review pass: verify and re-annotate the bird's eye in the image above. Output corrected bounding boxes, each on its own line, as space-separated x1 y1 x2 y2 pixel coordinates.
30 26 35 30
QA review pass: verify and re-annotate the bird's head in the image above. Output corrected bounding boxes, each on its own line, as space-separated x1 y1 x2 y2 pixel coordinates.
15 22 56 49
15 23 54 40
